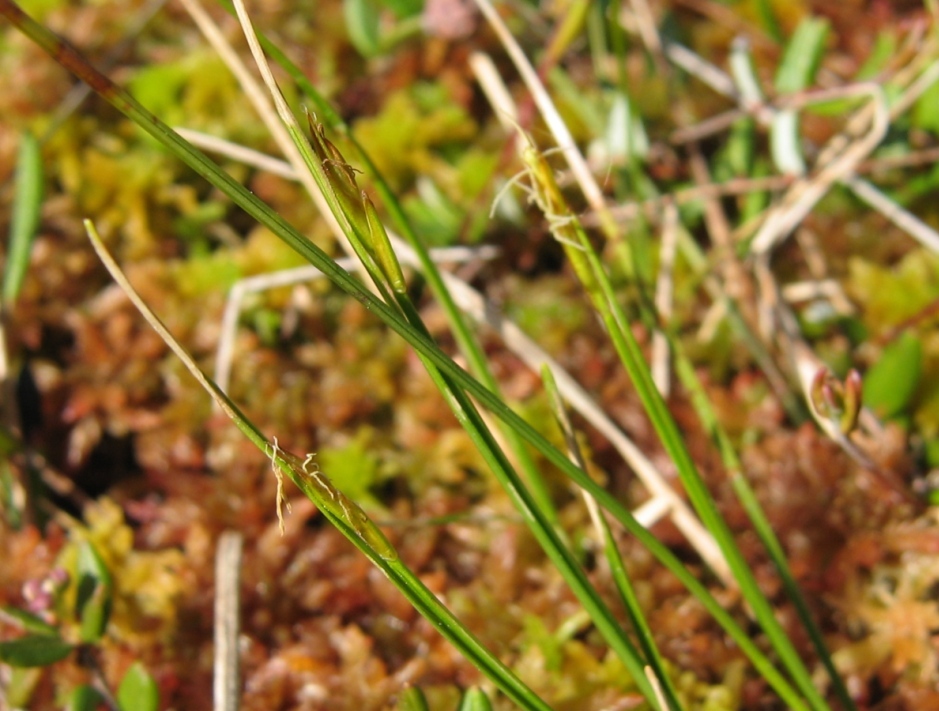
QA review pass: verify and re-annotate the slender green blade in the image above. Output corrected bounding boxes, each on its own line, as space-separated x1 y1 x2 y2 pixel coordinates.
3 131 43 307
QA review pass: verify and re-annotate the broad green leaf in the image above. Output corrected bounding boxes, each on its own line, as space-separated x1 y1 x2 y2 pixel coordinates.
0 634 73 667
75 541 113 643
1 605 58 636
118 662 160 711
863 332 922 419
3 132 43 307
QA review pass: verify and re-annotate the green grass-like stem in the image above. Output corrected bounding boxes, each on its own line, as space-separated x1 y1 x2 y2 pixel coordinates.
220 0 561 528
519 138 824 710
2 132 43 307
2 6 821 706
83 220 554 711
541 365 681 711
672 351 857 711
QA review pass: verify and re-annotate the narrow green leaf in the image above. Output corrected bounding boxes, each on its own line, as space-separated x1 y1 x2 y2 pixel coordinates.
521 136 819 711
0 10 818 708
774 17 830 94
770 110 806 175
753 0 784 43
75 540 113 643
117 662 160 711
67 684 106 711
729 40 764 106
3 131 43 307
672 351 857 711
541 365 682 711
83 220 553 711
458 687 493 711
0 634 73 667
1 605 59 636
771 17 829 176
863 332 922 419
396 686 430 711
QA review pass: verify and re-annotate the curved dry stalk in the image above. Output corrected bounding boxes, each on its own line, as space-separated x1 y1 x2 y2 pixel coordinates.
843 175 939 253
750 83 890 256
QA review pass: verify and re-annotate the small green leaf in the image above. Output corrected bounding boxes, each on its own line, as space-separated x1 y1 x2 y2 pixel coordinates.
3 131 43 307
75 541 113 643
913 79 939 134
381 0 422 19
118 662 160 711
457 688 493 711
396 686 430 711
729 41 764 106
4 666 43 707
67 684 106 711
1 605 59 635
856 30 898 80
0 634 73 667
863 332 922 419
344 0 382 57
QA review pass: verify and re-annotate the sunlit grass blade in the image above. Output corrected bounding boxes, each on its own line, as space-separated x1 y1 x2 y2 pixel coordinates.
414 349 660 704
292 113 666 701
518 136 825 711
83 219 555 711
3 132 43 308
672 351 857 711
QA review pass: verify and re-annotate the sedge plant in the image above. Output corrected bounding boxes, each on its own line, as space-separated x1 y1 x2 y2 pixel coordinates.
3 0 914 708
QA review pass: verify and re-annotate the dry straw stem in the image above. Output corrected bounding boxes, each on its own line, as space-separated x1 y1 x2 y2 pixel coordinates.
211 243 497 393
651 203 678 396
615 8 939 467
213 530 243 711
